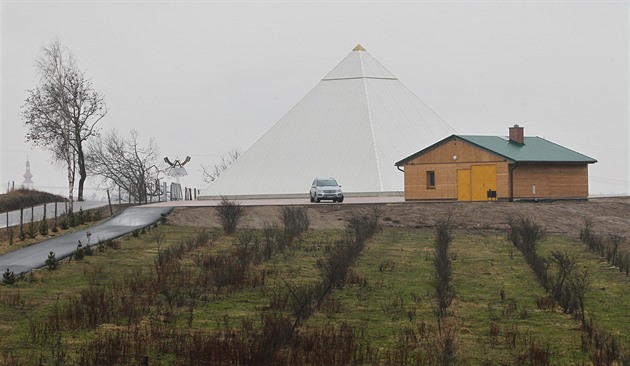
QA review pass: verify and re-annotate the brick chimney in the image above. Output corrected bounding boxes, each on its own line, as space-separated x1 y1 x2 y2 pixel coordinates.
509 124 524 144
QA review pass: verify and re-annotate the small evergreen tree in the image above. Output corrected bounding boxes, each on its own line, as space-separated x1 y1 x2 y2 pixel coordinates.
2 269 16 285
45 251 58 270
27 221 37 239
39 220 49 236
74 242 85 260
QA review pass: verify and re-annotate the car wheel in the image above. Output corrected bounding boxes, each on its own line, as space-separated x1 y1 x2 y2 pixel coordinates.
315 197 321 203
338 196 344 203
310 194 314 202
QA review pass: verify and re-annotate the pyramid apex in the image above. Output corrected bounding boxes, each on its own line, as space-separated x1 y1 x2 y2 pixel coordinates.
353 44 366 52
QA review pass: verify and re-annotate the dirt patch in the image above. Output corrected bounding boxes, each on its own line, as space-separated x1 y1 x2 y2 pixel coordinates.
167 197 630 239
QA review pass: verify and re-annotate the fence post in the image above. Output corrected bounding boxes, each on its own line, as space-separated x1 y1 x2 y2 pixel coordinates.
19 208 23 233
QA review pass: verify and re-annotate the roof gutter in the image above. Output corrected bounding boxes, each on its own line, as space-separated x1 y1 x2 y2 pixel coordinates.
509 163 518 202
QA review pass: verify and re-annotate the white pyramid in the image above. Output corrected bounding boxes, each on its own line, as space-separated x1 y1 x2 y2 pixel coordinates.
198 45 456 199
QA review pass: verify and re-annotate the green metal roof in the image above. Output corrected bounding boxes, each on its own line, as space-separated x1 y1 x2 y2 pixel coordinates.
396 135 597 165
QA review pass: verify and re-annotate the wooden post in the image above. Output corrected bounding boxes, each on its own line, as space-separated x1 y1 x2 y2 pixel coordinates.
107 190 113 216
19 208 23 233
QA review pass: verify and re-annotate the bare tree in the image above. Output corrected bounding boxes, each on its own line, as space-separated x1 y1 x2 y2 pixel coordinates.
201 148 241 183
86 130 163 203
21 40 107 206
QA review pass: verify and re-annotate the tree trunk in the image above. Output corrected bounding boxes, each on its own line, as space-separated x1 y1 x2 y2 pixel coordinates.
77 139 86 201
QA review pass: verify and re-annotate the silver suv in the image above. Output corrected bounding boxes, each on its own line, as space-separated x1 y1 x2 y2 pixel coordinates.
310 177 344 203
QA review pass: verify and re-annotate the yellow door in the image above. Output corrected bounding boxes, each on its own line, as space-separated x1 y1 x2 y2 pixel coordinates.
471 165 497 201
457 169 471 201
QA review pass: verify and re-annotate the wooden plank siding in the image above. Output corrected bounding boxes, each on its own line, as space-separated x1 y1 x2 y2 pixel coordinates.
400 137 590 201
512 164 589 199
402 137 510 200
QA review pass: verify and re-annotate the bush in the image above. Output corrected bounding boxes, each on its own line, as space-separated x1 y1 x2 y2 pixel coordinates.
84 244 94 256
77 208 86 225
46 251 58 270
59 215 69 230
433 217 455 321
39 220 49 236
216 197 244 234
27 222 37 239
68 213 78 228
74 243 85 260
2 269 16 285
281 207 310 239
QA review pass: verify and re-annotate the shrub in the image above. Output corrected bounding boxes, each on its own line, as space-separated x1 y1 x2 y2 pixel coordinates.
2 269 16 285
160 213 168 225
68 212 78 228
507 215 546 260
106 239 120 250
77 208 86 224
59 215 69 230
27 221 37 239
281 206 310 239
84 244 94 256
39 219 49 236
433 217 455 322
74 243 85 260
45 251 58 270
216 197 244 234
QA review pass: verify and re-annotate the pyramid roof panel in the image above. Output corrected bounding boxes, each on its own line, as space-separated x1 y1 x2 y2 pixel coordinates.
199 47 455 199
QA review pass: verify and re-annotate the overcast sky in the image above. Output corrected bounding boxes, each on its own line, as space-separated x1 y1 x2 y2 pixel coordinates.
1 0 628 198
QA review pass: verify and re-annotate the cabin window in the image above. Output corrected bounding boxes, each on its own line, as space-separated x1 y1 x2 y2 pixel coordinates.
426 171 435 189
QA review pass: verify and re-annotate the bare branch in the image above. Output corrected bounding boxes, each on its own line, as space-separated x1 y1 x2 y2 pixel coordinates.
86 129 164 203
201 148 241 184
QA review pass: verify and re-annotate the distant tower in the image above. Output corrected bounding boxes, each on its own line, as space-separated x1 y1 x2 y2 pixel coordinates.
22 157 34 189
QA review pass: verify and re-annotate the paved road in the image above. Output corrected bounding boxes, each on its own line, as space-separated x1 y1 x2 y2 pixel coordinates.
0 206 172 275
148 196 406 207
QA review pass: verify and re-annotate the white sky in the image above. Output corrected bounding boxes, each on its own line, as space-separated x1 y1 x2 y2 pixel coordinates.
1 0 628 198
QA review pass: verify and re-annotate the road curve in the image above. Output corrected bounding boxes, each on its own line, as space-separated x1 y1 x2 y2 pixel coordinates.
0 206 172 275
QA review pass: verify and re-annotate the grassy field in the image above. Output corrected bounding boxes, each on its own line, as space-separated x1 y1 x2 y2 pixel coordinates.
0 207 629 365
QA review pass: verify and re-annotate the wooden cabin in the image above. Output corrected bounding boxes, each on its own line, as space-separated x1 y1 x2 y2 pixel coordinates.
395 125 597 201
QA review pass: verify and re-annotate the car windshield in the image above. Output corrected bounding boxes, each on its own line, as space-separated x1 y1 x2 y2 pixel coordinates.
318 179 337 187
